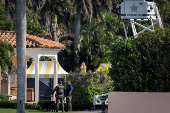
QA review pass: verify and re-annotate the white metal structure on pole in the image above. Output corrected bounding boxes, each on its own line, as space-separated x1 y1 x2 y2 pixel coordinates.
116 0 163 39
93 93 108 110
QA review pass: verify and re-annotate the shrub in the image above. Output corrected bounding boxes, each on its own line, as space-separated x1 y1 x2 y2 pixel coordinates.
25 103 42 110
136 28 170 91
0 100 17 109
0 94 9 101
10 99 17 103
109 28 170 92
66 70 113 110
32 103 42 110
25 103 33 109
109 38 145 91
37 99 50 108
0 6 14 31
38 99 51 110
38 99 67 111
0 99 41 110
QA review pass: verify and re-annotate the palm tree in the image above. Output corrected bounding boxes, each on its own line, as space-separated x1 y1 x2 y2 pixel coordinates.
73 0 113 72
73 0 94 72
37 0 65 41
0 41 14 96
0 41 15 83
15 0 26 112
92 0 112 21
5 0 10 19
74 0 82 72
26 0 44 12
79 13 121 70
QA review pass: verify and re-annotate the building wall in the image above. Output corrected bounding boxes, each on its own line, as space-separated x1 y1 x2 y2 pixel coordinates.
108 92 170 113
10 56 17 96
0 66 17 95
10 68 17 95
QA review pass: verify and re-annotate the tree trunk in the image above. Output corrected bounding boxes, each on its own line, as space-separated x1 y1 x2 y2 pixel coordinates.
14 0 16 31
50 11 58 42
74 1 82 72
16 0 26 113
50 11 53 40
52 23 58 42
5 0 10 19
64 12 70 28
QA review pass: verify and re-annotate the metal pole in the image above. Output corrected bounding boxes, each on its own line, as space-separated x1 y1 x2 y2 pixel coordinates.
93 105 95 111
122 20 128 40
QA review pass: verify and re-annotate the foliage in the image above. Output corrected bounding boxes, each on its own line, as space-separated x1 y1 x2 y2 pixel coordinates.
0 108 64 113
109 38 146 91
38 99 67 111
0 100 17 109
58 13 123 72
156 0 170 26
109 28 170 92
2 0 170 74
0 94 8 101
0 5 46 37
27 56 51 69
8 99 17 103
79 13 123 70
36 0 65 41
39 56 51 61
25 103 42 110
58 40 74 72
0 5 14 31
66 69 113 110
0 41 15 76
37 99 50 108
136 28 170 92
27 9 46 37
92 0 113 21
59 12 123 72
26 0 45 13
0 99 41 110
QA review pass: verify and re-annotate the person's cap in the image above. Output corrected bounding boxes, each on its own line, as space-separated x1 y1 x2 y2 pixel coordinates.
59 81 62 84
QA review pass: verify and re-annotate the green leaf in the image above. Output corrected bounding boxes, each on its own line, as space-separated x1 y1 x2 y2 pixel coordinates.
55 15 57 23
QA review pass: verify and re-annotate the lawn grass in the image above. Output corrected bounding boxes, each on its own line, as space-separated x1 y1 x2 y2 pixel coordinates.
0 108 63 113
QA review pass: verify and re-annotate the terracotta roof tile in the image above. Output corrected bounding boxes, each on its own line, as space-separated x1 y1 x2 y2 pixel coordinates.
0 30 65 49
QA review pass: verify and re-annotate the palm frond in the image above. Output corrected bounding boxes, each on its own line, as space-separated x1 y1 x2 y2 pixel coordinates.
82 0 93 22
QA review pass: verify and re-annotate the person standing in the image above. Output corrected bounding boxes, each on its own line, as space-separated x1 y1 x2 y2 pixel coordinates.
66 80 73 112
52 81 65 112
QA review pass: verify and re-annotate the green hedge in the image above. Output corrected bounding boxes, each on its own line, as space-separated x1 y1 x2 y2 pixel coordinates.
0 99 41 110
109 38 144 91
66 70 113 110
38 99 68 111
109 28 170 92
0 94 9 101
0 100 17 108
0 98 68 111
26 103 42 110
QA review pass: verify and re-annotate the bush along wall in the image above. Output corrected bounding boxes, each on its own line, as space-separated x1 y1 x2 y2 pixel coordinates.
109 28 170 92
66 70 113 110
0 94 9 101
0 100 17 108
0 98 40 110
38 99 67 111
0 99 41 110
0 98 67 111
